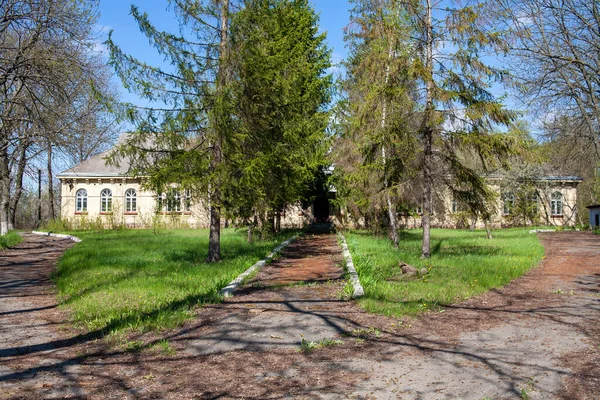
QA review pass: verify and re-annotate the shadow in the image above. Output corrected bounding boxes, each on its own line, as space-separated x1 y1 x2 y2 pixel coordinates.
1 231 598 399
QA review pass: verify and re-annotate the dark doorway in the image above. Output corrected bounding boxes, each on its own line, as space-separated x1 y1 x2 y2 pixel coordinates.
313 197 330 223
595 214 599 228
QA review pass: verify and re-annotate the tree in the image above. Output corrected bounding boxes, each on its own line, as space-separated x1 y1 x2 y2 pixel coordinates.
500 0 600 149
333 0 418 246
0 0 109 235
405 0 517 256
227 0 332 235
499 0 600 217
336 0 518 256
107 0 234 262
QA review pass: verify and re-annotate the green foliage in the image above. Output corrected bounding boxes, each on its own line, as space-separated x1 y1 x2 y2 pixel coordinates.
0 231 22 249
54 228 296 334
345 229 543 317
332 0 418 231
226 0 332 223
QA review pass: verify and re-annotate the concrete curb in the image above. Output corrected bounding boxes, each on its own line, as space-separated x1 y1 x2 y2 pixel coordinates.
338 232 364 299
529 229 556 234
219 233 300 298
31 231 82 243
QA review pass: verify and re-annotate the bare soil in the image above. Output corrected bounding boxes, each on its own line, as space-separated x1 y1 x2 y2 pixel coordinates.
0 231 598 399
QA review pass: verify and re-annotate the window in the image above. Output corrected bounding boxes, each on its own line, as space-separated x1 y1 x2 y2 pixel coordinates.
502 192 514 215
157 193 165 212
551 191 563 216
75 189 87 212
184 189 192 212
166 189 181 212
125 189 137 212
100 189 112 212
529 192 539 214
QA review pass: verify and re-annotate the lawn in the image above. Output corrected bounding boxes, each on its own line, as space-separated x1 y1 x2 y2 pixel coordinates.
0 231 23 249
344 228 544 317
55 228 297 334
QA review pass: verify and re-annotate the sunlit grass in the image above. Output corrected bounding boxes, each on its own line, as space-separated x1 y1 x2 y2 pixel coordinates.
345 229 544 317
55 228 297 334
0 231 23 249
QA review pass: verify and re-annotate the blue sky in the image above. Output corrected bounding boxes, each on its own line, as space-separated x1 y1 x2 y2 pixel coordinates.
96 0 352 104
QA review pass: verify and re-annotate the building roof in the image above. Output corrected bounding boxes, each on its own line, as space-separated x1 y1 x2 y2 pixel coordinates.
57 149 131 178
586 204 600 209
57 133 133 178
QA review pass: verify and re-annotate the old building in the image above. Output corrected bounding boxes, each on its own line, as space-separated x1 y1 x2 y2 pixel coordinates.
58 148 582 229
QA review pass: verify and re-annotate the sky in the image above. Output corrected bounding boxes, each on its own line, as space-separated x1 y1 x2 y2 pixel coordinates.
96 0 352 105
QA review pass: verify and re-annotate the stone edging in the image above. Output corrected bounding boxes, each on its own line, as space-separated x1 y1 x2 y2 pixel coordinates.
529 229 556 234
31 231 82 243
338 232 364 299
219 233 300 298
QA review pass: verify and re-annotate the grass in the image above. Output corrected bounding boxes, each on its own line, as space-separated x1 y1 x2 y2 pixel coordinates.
55 228 297 334
345 228 544 317
0 231 23 249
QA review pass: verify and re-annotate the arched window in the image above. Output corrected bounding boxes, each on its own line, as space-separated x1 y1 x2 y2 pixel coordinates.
125 188 137 212
167 189 181 212
75 189 87 212
551 191 563 216
502 192 514 215
101 189 112 212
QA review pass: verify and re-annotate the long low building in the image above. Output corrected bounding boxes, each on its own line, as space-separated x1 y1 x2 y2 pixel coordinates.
58 149 582 229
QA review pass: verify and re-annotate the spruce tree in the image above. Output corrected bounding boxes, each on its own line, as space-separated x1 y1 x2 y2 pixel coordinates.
227 0 332 233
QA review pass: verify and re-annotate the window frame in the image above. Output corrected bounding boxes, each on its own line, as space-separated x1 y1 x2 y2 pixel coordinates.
125 188 137 213
100 188 113 213
551 191 563 216
75 189 87 213
502 192 515 216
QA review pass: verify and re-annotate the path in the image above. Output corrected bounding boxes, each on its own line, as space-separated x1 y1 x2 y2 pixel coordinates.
0 231 598 399
0 233 81 399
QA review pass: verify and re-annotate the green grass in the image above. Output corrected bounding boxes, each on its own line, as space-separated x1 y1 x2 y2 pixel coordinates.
345 228 544 317
0 231 23 249
55 228 297 334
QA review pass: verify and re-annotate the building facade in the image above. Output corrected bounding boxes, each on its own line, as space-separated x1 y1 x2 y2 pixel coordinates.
58 150 582 229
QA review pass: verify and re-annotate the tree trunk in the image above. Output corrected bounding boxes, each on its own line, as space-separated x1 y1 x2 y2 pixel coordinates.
207 203 221 262
8 142 28 230
421 0 434 259
207 0 230 262
381 40 399 248
0 144 10 236
47 140 55 220
485 219 493 239
275 210 281 233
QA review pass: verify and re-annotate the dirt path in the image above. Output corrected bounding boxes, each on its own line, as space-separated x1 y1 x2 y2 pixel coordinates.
0 232 598 399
